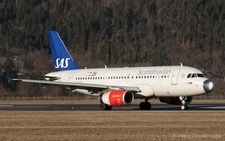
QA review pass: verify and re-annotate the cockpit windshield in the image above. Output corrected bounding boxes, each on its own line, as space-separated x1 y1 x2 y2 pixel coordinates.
187 73 205 78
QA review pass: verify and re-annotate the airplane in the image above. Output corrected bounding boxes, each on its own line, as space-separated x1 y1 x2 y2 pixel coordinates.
8 30 214 110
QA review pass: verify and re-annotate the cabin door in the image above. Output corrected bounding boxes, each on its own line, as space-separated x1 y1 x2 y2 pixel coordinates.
68 72 75 82
171 69 180 85
126 74 131 83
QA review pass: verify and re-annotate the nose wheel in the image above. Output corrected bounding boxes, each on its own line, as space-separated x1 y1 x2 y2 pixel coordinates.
179 96 188 110
181 105 188 110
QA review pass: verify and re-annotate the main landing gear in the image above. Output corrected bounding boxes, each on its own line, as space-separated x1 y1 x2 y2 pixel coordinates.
139 99 151 110
179 96 188 110
100 102 112 110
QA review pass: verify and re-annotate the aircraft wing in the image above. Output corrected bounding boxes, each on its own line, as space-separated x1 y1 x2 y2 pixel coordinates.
11 78 141 93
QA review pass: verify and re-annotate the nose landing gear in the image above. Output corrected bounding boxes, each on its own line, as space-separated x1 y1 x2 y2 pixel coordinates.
179 96 188 110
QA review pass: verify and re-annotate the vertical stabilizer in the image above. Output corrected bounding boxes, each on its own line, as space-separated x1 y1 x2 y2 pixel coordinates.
48 31 80 71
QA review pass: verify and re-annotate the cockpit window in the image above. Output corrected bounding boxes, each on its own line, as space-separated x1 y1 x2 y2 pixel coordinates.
187 73 205 78
197 73 205 77
192 73 198 78
187 74 192 78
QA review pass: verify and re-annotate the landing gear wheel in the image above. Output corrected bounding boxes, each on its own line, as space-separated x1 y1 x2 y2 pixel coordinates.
145 102 151 110
107 105 112 110
181 105 188 110
139 102 151 110
100 103 106 110
180 96 188 110
139 102 145 110
100 103 112 110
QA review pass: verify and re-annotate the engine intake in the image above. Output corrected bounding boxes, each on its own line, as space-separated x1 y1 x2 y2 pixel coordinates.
101 90 134 106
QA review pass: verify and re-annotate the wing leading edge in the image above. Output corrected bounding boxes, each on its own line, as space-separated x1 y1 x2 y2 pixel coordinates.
11 78 141 94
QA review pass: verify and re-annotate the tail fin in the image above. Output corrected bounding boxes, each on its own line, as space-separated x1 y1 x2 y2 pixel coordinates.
48 31 80 71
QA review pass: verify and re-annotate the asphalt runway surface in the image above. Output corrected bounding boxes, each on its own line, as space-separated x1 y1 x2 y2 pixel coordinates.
0 103 225 111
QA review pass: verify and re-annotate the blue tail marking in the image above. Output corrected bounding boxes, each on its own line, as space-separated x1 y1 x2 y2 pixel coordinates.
48 31 80 71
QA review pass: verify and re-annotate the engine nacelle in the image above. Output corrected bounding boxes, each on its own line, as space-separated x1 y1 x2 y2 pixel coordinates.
159 96 192 105
101 90 134 106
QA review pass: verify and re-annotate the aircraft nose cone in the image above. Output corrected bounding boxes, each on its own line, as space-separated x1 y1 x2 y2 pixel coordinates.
203 79 214 93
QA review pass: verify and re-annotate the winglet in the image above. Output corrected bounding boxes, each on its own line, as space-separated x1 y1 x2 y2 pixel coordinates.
7 76 12 84
48 31 80 71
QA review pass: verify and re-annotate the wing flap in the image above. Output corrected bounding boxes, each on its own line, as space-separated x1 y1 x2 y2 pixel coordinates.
108 86 141 92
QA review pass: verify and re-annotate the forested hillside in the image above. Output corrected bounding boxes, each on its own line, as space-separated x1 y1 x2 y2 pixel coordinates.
0 0 225 98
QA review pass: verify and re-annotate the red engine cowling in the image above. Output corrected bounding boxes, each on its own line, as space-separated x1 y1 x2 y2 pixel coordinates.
159 97 192 105
101 90 134 106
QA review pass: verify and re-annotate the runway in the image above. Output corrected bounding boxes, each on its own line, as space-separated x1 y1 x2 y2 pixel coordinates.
0 103 225 111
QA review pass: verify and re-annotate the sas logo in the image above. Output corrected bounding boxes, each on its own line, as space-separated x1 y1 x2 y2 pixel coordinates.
55 58 70 68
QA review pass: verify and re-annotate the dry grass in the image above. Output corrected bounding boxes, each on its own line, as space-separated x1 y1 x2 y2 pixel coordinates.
0 100 225 140
0 111 224 141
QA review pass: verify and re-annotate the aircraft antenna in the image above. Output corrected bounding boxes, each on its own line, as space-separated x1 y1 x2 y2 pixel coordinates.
180 62 183 66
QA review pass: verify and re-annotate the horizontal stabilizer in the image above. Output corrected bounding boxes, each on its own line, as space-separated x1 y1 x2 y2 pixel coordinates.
17 73 59 81
7 76 12 84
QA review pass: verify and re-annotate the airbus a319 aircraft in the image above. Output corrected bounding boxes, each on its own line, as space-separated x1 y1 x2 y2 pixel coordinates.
9 31 214 110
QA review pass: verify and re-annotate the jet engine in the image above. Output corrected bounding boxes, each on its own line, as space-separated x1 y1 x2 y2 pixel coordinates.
159 96 193 105
101 90 134 106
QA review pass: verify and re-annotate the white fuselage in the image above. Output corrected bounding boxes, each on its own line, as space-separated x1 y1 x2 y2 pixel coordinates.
46 66 210 98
